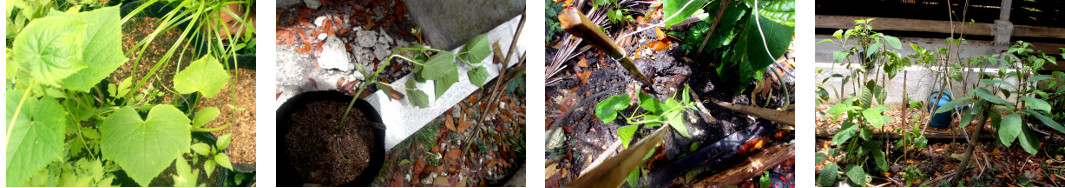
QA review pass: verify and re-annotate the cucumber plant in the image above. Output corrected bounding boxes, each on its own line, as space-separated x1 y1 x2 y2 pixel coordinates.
6 4 236 186
593 85 695 187
339 33 495 126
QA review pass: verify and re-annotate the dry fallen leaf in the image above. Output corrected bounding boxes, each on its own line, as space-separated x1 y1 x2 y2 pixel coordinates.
576 71 591 88
577 58 589 67
654 27 666 40
446 149 462 161
457 120 471 133
648 40 669 52
445 113 456 131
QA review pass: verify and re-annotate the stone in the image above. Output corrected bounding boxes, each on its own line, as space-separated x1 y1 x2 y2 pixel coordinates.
302 0 320 9
351 44 374 69
374 42 391 61
378 29 393 45
317 37 352 71
357 29 377 48
314 16 327 27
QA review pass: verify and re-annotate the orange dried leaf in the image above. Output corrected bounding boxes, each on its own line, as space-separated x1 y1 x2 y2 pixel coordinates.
648 40 669 51
654 27 666 40
576 59 588 67
576 71 591 87
445 149 462 161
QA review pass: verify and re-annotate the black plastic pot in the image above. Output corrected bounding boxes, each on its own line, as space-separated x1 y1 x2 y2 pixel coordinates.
276 91 386 186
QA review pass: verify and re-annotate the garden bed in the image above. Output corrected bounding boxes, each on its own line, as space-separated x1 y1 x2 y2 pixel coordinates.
544 0 796 187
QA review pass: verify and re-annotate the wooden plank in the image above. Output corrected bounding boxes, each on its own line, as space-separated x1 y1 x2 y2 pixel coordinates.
816 15 1065 39
691 144 795 187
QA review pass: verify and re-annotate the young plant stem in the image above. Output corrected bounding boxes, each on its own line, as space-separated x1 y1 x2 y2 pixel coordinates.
193 122 231 132
338 48 404 128
952 101 990 183
6 81 35 145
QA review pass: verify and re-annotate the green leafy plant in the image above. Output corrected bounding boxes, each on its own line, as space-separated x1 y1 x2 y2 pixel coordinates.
945 41 1061 155
6 3 241 186
545 0 564 42
340 33 495 126
594 85 695 187
667 0 795 93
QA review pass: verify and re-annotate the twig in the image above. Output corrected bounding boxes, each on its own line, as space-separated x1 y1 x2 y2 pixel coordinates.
695 0 731 55
686 84 718 123
710 98 794 126
580 139 623 176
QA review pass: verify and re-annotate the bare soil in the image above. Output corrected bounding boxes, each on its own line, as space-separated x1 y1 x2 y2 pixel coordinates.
285 100 376 186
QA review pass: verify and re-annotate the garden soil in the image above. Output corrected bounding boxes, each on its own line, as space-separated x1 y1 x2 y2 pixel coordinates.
198 68 257 167
285 100 377 186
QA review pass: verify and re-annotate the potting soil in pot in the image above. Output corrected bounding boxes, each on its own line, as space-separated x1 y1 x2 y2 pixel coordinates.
284 100 377 186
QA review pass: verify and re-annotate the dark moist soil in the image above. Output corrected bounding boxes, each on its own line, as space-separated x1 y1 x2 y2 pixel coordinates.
285 100 376 186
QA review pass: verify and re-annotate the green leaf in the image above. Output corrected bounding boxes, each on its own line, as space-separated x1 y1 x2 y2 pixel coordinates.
865 43 882 58
626 168 639 188
844 164 867 186
638 92 662 113
972 88 1012 108
662 0 709 28
406 79 431 108
419 52 457 80
883 35 902 49
12 16 89 88
832 122 857 145
665 109 691 138
1019 97 1052 113
100 105 191 186
171 159 197 187
934 97 971 114
376 82 396 101
913 135 928 149
1025 111 1065 134
459 34 491 63
191 143 211 156
204 159 216 177
55 7 128 92
872 149 887 170
742 2 795 75
192 107 220 129
217 133 232 150
174 55 231 98
467 66 490 87
833 51 849 63
595 95 631 124
998 113 1022 147
617 125 638 148
1017 125 1040 155
681 85 691 105
215 154 233 170
433 68 459 99
817 162 838 186
862 108 884 129
6 94 66 186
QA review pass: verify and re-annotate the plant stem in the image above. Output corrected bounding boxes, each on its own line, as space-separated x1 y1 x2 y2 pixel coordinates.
193 122 231 132
6 81 35 146
952 101 990 183
338 48 400 128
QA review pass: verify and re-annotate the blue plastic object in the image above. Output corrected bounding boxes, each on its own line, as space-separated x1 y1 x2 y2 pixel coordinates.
927 90 968 128
927 90 953 128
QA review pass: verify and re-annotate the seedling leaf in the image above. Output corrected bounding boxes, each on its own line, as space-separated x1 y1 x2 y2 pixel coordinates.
174 56 231 98
595 95 631 123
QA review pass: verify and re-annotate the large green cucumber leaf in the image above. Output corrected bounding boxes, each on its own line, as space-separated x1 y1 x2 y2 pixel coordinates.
174 55 231 98
54 7 128 92
663 0 709 28
100 105 191 186
419 52 457 80
6 92 66 186
433 68 459 99
459 34 491 64
12 16 88 88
